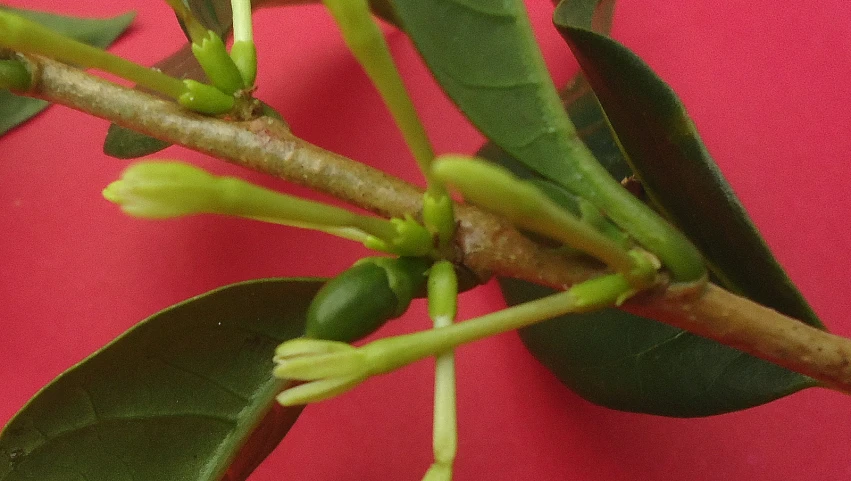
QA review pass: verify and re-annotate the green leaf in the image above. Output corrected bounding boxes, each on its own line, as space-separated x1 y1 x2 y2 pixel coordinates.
553 0 821 327
388 0 573 183
486 0 819 416
0 7 134 136
0 278 321 481
103 124 172 158
502 278 816 417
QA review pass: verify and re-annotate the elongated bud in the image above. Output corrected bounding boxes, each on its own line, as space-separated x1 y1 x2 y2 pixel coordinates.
191 31 245 94
230 40 257 87
178 79 235 115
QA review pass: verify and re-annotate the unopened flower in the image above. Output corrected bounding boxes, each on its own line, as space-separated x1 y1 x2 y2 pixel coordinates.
272 338 371 405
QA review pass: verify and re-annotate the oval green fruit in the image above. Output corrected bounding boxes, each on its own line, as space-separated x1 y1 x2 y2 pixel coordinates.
305 257 430 342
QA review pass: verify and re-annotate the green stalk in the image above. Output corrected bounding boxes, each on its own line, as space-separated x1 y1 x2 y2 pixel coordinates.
103 161 430 254
366 273 631 374
0 10 186 99
322 0 437 188
230 0 257 86
274 273 637 406
433 157 652 285
424 261 459 481
512 5 704 282
162 0 208 44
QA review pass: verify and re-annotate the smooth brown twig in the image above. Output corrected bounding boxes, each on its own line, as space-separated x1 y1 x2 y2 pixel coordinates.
13 53 851 395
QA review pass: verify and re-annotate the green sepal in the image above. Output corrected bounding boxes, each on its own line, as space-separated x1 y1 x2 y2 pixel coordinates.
178 79 235 115
423 191 455 251
191 30 245 94
363 214 433 257
363 256 432 317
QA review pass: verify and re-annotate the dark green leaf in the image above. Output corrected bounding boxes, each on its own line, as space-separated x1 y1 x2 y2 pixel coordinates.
389 0 577 184
0 93 47 136
0 278 321 481
103 43 204 159
553 1 821 327
0 7 134 136
489 0 819 417
103 124 172 158
502 278 816 417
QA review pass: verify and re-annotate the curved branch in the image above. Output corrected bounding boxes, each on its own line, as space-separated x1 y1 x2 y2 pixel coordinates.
15 54 851 395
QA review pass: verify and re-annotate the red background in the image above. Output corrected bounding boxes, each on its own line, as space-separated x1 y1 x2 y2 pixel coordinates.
2 1 851 480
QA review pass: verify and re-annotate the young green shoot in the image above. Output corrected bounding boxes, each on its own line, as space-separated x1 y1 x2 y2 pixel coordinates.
161 0 208 45
103 161 433 255
191 30 245 94
433 156 657 288
321 0 437 187
423 260 459 481
274 271 640 405
0 10 234 115
230 0 257 86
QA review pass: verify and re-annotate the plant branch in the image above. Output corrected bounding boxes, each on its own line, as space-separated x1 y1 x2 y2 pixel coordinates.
14 53 851 395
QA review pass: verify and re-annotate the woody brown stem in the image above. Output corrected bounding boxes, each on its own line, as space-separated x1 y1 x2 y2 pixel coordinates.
13 53 851 395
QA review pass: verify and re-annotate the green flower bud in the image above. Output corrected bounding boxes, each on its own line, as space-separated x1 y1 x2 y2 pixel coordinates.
305 256 431 342
363 214 433 256
178 79 235 115
191 30 245 94
230 40 257 88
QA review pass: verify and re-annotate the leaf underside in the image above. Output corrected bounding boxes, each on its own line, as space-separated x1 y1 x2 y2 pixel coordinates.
0 7 135 136
0 278 322 481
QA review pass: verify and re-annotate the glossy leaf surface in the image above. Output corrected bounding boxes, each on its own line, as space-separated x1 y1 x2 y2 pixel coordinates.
486 0 818 416
389 0 577 185
0 6 134 136
502 279 816 417
0 278 320 481
554 0 821 326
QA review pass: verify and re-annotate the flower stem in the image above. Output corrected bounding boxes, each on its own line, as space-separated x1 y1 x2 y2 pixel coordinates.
230 0 257 86
0 10 185 99
426 261 459 480
365 273 631 376
322 0 437 184
433 156 649 284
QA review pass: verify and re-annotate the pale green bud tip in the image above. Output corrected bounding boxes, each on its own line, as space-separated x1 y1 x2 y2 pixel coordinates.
273 338 370 405
364 215 433 256
423 192 455 248
230 40 257 87
431 156 540 220
191 31 245 94
178 80 235 115
102 161 220 218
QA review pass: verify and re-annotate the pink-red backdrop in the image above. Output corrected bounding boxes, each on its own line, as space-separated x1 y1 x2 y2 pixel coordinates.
2 1 850 480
